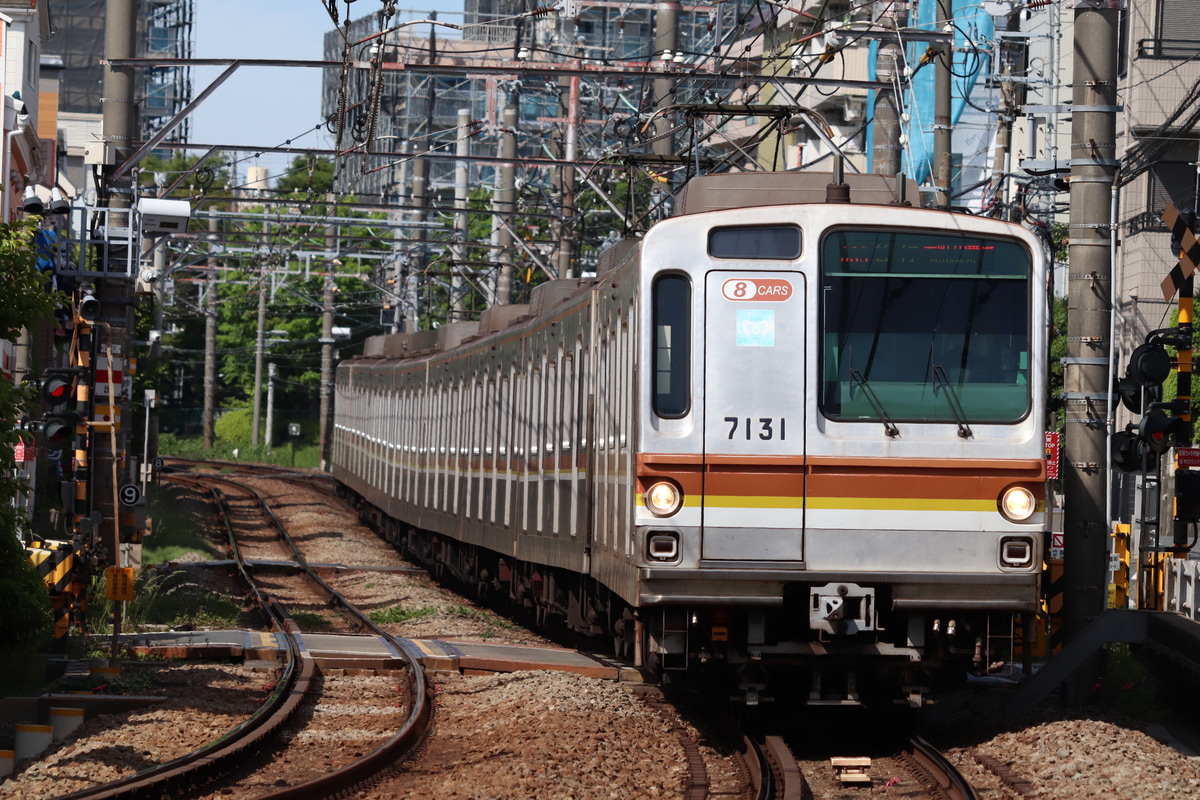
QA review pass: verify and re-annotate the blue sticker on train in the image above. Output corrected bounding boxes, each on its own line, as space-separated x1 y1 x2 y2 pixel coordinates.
736 309 775 346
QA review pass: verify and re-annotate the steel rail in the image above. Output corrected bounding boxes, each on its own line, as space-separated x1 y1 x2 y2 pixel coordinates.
908 735 979 800
50 481 312 800
169 471 435 798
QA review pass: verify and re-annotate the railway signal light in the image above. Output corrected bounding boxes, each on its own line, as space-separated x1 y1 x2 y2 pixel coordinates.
1116 341 1171 413
1139 405 1188 454
41 413 79 449
1112 423 1155 473
41 369 76 410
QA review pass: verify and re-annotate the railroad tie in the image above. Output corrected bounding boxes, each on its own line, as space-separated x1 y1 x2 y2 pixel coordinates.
831 756 872 785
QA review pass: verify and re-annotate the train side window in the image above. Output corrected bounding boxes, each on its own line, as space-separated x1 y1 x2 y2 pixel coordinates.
652 274 691 418
708 225 801 259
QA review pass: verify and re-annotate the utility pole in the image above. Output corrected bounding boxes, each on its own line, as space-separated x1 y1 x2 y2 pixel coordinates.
319 273 335 471
251 262 266 446
933 0 953 209
202 257 217 451
871 2 907 177
408 153 427 331
452 108 470 321
1061 0 1119 703
102 0 135 214
493 104 517 305
98 3 137 659
265 362 276 454
652 0 680 158
986 10 1028 219
557 59 581 279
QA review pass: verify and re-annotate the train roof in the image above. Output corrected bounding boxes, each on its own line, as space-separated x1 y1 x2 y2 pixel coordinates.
358 277 595 361
353 171 923 365
675 171 920 215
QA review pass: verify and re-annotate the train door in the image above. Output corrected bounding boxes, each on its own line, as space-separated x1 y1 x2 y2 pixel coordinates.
702 271 806 561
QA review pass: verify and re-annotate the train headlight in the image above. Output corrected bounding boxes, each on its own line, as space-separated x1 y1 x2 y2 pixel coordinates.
999 486 1036 522
645 481 682 517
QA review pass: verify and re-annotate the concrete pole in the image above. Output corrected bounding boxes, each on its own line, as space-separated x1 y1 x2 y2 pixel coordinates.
251 264 266 447
493 105 517 305
102 0 136 213
1061 1 1118 703
871 3 908 177
452 109 470 320
933 0 953 209
986 11 1027 219
319 273 335 471
265 362 276 454
98 0 137 607
389 155 410 334
559 68 580 279
202 220 219 451
407 154 427 331
652 1 680 158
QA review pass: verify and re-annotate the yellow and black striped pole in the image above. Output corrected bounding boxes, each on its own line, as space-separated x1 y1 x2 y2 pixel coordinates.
1162 203 1197 559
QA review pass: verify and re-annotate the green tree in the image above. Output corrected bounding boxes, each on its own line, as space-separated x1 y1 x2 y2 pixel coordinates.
0 219 60 652
1047 224 1068 431
276 155 334 196
1048 295 1067 431
137 151 232 201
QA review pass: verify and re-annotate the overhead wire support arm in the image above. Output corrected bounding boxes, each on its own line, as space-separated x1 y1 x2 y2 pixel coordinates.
105 57 897 92
107 61 243 181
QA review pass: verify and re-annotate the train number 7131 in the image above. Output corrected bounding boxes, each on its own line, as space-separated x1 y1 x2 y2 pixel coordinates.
725 417 786 441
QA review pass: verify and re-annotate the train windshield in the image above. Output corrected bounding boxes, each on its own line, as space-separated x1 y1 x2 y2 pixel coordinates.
819 229 1031 425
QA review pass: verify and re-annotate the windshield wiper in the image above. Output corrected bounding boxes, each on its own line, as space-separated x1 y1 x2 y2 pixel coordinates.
849 368 900 437
932 364 973 439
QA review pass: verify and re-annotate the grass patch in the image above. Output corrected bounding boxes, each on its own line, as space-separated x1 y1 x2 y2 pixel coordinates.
86 568 244 635
158 432 322 469
143 484 223 563
290 611 333 627
370 605 437 624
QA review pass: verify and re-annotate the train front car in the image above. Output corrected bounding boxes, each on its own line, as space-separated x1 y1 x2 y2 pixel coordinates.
634 174 1048 707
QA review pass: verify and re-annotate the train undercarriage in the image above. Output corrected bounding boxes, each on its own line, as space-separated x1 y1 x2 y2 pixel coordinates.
345 487 1030 709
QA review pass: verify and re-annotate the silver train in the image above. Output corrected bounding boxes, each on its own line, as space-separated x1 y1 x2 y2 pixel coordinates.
332 172 1049 706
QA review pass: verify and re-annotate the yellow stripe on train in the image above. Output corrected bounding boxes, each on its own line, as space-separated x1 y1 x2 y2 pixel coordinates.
634 495 1045 513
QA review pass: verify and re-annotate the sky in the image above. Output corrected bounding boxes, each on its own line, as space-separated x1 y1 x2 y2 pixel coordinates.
189 0 462 189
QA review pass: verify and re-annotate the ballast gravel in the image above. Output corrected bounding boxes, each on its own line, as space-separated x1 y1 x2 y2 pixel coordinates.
7 474 1200 798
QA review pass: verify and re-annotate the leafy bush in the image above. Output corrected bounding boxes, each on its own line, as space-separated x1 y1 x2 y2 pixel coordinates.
214 406 255 446
0 521 54 650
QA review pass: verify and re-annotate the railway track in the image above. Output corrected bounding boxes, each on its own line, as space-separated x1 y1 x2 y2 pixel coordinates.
38 471 433 800
162 461 978 800
754 728 978 800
